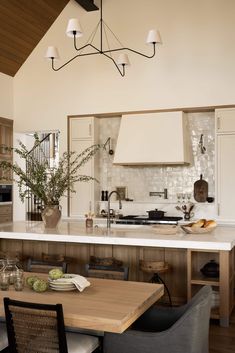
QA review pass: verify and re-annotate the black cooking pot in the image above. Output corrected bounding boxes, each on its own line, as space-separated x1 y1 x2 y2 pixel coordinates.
200 260 219 278
147 209 166 219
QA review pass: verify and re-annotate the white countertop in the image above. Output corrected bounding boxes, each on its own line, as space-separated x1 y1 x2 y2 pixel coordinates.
0 220 235 251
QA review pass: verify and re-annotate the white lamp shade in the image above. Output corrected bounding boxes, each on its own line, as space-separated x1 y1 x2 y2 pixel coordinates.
66 18 83 38
45 46 60 59
117 53 130 66
146 29 162 44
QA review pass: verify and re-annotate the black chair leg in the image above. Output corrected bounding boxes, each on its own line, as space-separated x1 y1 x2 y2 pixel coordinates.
150 273 172 307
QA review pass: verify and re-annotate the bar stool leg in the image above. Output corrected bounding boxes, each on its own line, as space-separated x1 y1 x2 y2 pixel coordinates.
150 273 172 307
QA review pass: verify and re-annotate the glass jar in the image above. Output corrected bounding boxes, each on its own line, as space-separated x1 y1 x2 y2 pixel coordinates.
3 259 20 285
0 259 6 272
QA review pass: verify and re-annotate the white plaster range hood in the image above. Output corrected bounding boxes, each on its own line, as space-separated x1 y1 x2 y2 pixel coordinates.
113 111 192 165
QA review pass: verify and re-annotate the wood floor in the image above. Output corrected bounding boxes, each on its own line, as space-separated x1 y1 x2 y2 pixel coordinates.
209 310 235 353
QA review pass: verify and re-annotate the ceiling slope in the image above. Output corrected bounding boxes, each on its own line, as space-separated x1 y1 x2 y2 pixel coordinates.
0 0 69 76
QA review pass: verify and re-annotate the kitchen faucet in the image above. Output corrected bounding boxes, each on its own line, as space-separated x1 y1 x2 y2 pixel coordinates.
107 191 122 229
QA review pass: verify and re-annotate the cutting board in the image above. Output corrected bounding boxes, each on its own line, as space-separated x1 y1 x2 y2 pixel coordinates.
194 174 208 202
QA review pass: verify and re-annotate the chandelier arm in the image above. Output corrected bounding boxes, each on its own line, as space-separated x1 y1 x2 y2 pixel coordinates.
73 21 101 51
51 45 100 71
101 52 125 77
103 43 156 59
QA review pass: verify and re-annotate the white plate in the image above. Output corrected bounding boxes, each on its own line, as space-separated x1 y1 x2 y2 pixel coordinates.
49 281 75 286
49 283 75 288
49 286 77 292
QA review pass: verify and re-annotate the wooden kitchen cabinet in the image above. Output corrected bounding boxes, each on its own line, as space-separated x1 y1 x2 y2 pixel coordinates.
0 117 13 158
0 204 12 223
216 108 235 221
70 117 93 140
68 116 99 217
187 249 234 327
216 108 235 133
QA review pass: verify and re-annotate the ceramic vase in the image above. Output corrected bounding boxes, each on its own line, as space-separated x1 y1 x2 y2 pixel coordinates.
41 205 61 228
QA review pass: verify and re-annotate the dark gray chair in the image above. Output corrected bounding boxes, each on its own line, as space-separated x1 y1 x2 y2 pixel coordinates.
0 321 8 352
103 285 212 353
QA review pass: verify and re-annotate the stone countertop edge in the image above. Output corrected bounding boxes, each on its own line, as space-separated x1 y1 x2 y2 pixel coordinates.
0 220 235 251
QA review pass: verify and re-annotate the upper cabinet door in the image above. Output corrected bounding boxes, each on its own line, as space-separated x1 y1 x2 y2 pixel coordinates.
0 118 13 158
216 108 235 133
70 117 94 140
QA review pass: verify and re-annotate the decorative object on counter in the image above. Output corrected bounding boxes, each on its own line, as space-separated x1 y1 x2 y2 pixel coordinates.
193 174 208 202
41 204 62 228
45 0 161 77
206 196 214 203
200 260 219 278
115 186 127 201
147 209 166 220
181 219 217 234
151 225 178 235
175 203 194 221
198 134 206 154
85 212 94 228
101 190 109 201
177 192 191 203
0 134 102 228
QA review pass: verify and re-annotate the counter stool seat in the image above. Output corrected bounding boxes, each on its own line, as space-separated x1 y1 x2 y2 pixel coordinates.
140 260 172 306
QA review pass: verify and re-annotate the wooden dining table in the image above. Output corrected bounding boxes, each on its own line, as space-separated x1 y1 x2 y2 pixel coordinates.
0 273 163 333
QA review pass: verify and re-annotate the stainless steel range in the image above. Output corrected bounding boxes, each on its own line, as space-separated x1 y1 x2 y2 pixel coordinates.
116 215 182 225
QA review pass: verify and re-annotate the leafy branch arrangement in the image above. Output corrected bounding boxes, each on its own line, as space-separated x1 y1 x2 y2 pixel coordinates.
0 134 101 206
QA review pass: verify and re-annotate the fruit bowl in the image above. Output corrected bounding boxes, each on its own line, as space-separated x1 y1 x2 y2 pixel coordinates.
180 225 216 234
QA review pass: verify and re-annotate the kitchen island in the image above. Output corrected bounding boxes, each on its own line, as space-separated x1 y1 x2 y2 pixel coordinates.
0 220 234 326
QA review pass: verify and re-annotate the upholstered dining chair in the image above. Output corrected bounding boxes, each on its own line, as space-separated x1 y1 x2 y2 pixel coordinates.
0 321 8 352
103 285 212 353
3 297 100 353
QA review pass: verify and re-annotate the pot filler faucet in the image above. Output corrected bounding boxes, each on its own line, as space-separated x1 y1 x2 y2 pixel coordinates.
107 191 122 229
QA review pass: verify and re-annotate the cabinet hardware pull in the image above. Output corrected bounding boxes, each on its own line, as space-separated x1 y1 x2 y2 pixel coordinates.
217 203 220 216
217 117 220 130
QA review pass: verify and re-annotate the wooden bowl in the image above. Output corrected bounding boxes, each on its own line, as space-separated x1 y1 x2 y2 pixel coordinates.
180 224 217 234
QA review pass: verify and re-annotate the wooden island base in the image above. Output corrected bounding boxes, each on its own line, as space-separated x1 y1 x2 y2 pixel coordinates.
1 221 235 327
0 237 234 327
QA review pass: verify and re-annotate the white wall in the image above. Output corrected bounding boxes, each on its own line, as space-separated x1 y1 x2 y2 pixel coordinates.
0 73 13 118
12 0 235 215
14 0 235 137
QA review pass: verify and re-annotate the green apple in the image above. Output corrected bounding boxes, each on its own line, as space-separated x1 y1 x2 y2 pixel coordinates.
48 268 64 280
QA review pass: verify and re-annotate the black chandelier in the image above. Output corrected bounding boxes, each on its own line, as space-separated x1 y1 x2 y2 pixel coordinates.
45 0 161 76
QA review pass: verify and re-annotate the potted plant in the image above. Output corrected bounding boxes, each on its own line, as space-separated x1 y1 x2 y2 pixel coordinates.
0 134 101 228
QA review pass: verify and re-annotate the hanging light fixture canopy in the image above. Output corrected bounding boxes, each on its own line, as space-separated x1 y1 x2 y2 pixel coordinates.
45 0 162 76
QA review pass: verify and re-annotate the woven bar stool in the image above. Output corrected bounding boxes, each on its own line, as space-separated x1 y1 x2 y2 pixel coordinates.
139 260 172 306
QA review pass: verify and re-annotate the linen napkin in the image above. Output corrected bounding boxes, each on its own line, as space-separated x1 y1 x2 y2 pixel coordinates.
69 275 91 292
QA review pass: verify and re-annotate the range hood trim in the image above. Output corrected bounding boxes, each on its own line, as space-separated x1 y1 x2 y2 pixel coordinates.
113 111 192 166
